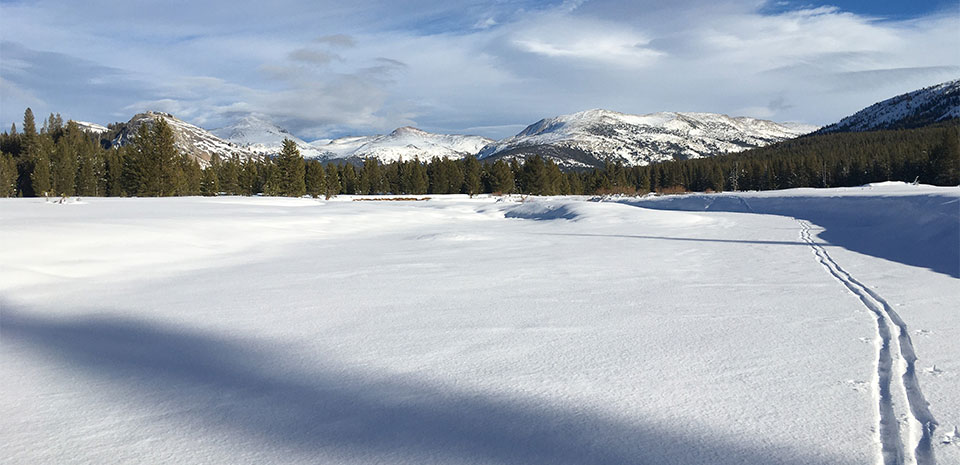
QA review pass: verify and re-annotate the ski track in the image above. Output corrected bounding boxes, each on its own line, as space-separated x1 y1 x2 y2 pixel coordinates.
797 219 937 465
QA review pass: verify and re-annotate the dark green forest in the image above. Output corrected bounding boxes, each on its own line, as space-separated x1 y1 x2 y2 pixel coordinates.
1 108 956 199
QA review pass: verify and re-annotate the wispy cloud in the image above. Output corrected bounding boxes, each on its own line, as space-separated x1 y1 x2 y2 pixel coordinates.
1 0 956 139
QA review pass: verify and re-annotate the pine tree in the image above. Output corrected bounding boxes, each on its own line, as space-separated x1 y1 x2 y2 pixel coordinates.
324 163 341 198
152 118 181 196
22 108 37 153
0 152 17 197
31 150 52 196
461 155 481 195
51 122 80 196
179 156 202 195
276 138 306 196
488 159 515 194
409 160 429 194
218 157 241 194
104 147 125 196
305 160 325 197
341 163 358 194
74 128 104 196
928 127 959 185
359 158 383 194
200 165 219 196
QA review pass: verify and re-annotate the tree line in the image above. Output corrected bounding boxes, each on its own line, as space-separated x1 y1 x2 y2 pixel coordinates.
1 107 956 199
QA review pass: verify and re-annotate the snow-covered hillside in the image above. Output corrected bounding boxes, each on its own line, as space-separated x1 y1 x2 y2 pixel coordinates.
2 184 958 465
71 120 108 134
478 109 818 168
212 115 325 158
312 126 493 163
111 112 258 166
818 79 960 133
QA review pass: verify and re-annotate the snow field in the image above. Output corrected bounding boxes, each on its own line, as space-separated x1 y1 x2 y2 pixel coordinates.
1 185 957 464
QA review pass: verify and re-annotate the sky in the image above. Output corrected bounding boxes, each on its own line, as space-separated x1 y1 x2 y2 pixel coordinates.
1 0 957 140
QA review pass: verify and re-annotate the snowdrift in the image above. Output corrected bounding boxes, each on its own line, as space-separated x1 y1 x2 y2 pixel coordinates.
625 183 960 277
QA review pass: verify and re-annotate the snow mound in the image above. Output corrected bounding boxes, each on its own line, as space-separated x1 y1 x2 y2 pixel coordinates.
504 202 585 221
624 184 960 277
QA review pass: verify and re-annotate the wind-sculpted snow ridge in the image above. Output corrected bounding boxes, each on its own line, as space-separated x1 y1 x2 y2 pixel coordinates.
478 109 818 168
623 183 960 278
799 220 936 465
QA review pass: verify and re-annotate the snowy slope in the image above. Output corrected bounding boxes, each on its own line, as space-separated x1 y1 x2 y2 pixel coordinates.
212 115 325 159
818 79 960 133
312 126 494 163
111 112 258 166
1 185 958 465
478 109 818 168
71 120 109 134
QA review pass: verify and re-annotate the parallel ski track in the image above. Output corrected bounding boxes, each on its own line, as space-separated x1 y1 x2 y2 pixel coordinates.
797 220 937 465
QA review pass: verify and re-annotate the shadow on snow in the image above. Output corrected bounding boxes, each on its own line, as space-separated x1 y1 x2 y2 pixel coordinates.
2 306 842 465
619 194 959 278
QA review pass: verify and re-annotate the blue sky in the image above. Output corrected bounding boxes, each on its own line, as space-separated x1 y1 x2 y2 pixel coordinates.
1 0 957 140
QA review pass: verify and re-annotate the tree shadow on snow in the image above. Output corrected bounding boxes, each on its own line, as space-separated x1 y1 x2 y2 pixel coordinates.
2 307 844 465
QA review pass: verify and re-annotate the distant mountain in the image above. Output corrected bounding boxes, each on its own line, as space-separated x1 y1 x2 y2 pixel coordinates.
110 112 257 166
817 79 960 134
311 126 494 163
212 115 325 159
477 109 816 169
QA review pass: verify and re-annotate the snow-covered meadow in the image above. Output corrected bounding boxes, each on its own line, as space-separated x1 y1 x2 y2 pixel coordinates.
1 183 958 465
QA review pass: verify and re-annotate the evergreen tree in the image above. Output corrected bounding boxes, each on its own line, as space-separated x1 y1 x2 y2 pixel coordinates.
179 156 202 195
218 157 241 194
359 158 384 194
928 127 959 185
200 165 219 196
74 128 104 196
341 163 359 194
0 152 17 197
22 108 37 154
488 159 515 194
31 151 52 196
408 160 429 194
305 160 326 197
103 147 125 196
461 155 482 195
275 138 306 196
128 118 180 196
324 163 341 198
50 122 79 196
518 155 548 194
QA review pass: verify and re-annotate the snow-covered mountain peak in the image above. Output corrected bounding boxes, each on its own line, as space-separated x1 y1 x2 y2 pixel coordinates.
311 127 494 163
818 78 960 133
111 112 258 166
479 110 818 168
390 126 430 136
213 115 324 158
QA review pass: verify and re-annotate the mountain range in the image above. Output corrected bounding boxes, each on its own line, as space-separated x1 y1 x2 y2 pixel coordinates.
477 109 816 168
91 78 958 169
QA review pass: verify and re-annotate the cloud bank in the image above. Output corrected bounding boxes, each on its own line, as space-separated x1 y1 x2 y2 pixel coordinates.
1 0 956 139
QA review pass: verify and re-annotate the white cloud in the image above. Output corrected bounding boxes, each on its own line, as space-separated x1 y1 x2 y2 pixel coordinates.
0 0 957 140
